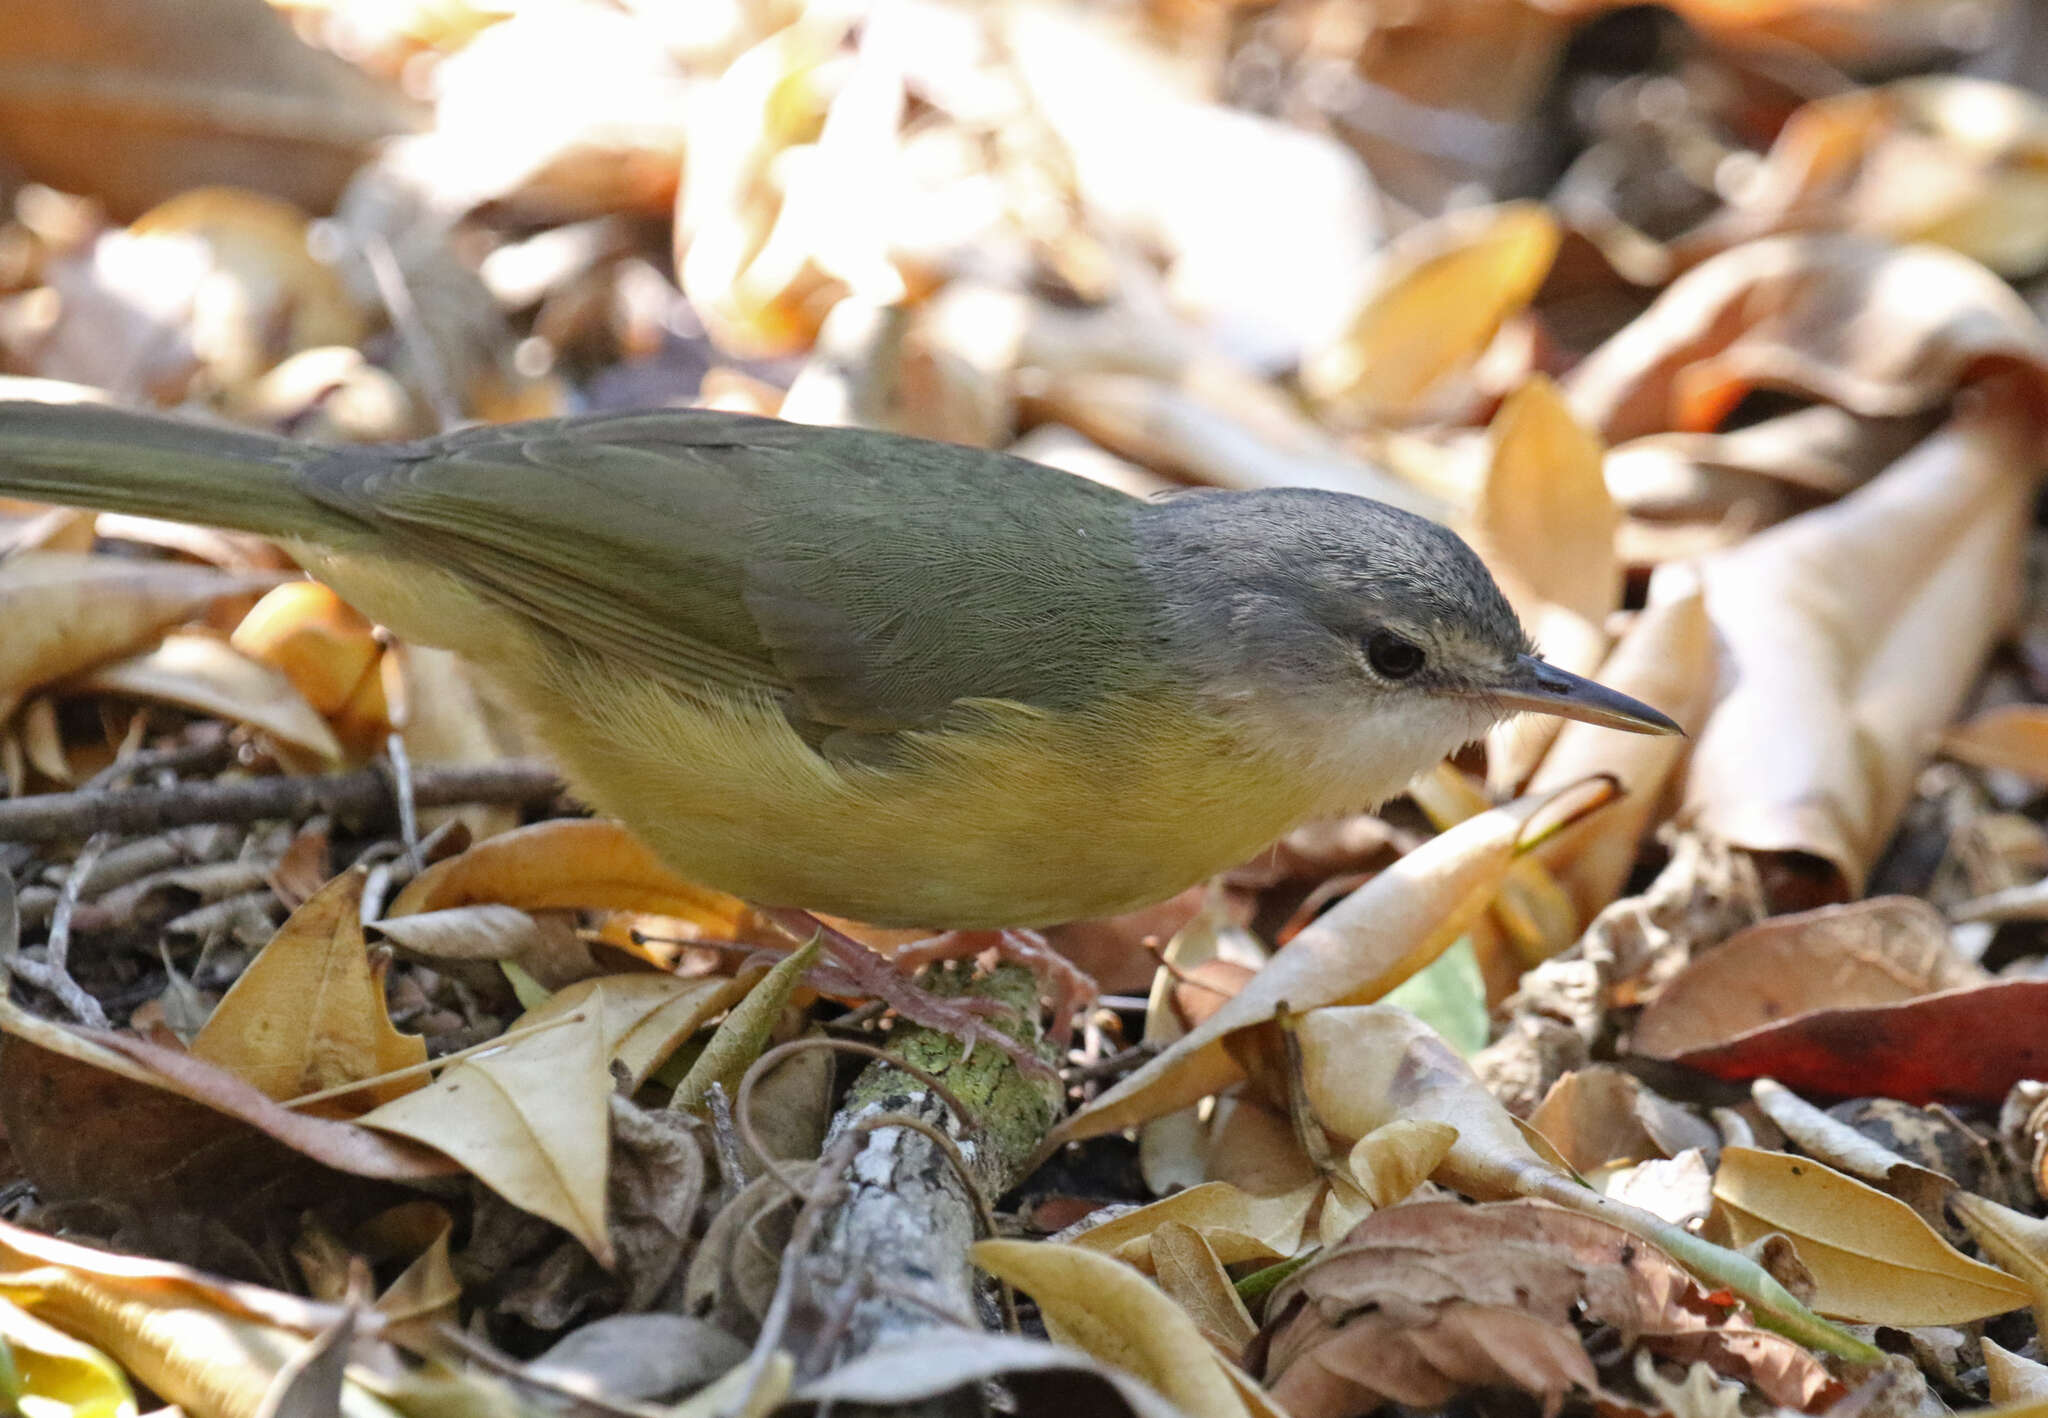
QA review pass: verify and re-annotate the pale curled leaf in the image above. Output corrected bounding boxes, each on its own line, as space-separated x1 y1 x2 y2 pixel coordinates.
1684 402 2037 893
75 632 343 764
1060 779 1616 1143
1070 1181 1317 1270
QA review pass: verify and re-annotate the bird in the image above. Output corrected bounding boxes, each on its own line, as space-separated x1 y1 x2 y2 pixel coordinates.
0 400 1678 930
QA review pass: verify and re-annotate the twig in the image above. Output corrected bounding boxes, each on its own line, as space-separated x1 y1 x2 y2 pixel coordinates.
25 834 112 1027
0 760 564 842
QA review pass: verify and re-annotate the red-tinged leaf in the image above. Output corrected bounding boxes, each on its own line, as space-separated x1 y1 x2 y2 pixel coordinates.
1658 979 2048 1105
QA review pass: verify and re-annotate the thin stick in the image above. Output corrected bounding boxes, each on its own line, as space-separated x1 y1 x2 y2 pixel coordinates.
281 1009 589 1108
0 759 563 843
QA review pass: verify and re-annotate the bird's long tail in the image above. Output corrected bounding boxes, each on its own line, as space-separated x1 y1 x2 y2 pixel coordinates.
0 400 355 543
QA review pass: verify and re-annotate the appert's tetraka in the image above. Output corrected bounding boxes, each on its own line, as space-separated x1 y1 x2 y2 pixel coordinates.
0 402 1677 927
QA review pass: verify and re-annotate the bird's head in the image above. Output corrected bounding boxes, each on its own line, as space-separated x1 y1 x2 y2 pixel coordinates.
1136 488 1679 801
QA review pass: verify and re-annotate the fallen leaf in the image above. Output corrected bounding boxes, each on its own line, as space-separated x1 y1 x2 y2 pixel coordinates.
230 580 380 717
1711 1146 2029 1324
1566 235 2048 442
1630 897 1983 1060
793 1331 1197 1418
670 938 819 1112
1153 1221 1258 1361
1260 1200 1835 1417
1527 1067 1719 1178
0 0 422 218
1060 780 1616 1144
1525 564 1716 922
388 817 751 925
0 551 278 721
1070 1181 1317 1271
0 996 455 1214
358 1002 616 1266
1944 705 2048 782
1682 400 2037 896
1471 376 1621 792
1292 1005 1873 1360
972 1239 1263 1418
1653 978 2048 1105
1305 201 1559 425
74 631 343 764
189 868 426 1112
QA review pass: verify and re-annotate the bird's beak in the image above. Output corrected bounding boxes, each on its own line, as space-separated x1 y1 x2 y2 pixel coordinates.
1481 654 1683 735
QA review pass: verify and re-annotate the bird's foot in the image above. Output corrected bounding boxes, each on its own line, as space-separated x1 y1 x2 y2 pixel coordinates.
891 929 1098 1048
760 909 1061 1081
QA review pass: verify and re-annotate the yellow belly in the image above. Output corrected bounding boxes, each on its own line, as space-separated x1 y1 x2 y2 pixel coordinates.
502 650 1320 928
300 547 1339 928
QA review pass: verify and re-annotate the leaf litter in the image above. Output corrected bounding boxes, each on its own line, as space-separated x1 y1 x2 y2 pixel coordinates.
7 3 2048 1416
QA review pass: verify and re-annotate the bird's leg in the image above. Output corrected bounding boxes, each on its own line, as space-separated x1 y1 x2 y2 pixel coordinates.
890 930 1098 1048
758 908 1060 1081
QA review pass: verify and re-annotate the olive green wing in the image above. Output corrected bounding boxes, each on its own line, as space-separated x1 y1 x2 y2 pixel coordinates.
295 411 1150 739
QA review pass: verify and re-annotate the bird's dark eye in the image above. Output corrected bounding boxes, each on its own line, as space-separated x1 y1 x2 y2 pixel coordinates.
1366 632 1426 680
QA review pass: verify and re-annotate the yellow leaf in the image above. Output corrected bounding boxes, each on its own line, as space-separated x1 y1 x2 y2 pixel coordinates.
1306 202 1559 422
0 1296 135 1418
1944 705 2048 783
389 818 749 925
230 581 379 717
971 1240 1254 1418
671 939 818 1112
1713 1147 2029 1325
519 971 759 1093
190 869 426 1112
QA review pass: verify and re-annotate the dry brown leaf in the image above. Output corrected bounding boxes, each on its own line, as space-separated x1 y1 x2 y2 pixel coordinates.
1944 705 2048 782
1290 1005 1874 1360
1527 1067 1718 1179
75 631 344 764
1305 202 1559 426
0 996 455 1213
1260 1199 1835 1418
358 999 616 1266
1683 401 2037 895
972 1239 1265 1418
513 971 756 1095
1060 780 1616 1143
1631 898 1983 1060
0 551 279 721
0 0 422 218
388 818 751 926
1712 1147 2029 1324
189 868 426 1113
1566 235 2048 443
